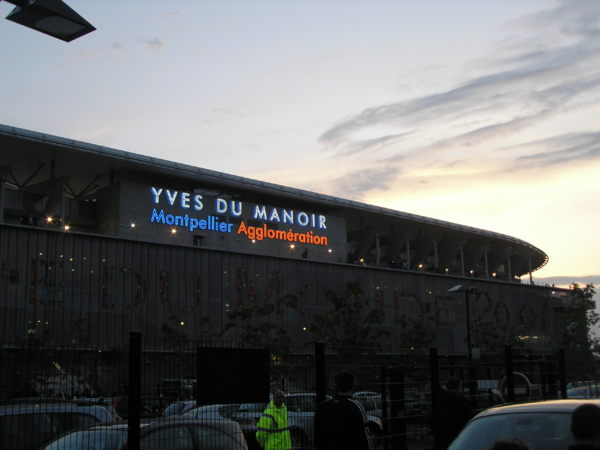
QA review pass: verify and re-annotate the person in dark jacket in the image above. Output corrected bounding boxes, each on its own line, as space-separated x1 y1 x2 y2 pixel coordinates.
314 372 369 450
434 377 473 450
569 403 600 450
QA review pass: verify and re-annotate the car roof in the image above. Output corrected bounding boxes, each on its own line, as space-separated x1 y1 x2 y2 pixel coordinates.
0 402 109 413
475 399 600 418
87 417 239 430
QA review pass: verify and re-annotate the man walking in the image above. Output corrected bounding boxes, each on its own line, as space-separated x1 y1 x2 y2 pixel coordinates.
256 388 292 450
434 377 473 450
314 372 369 450
569 403 600 450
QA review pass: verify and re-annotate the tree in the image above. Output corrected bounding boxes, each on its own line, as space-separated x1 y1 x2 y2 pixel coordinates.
161 313 216 344
470 321 526 357
553 283 598 380
221 294 298 351
308 281 389 350
396 314 435 352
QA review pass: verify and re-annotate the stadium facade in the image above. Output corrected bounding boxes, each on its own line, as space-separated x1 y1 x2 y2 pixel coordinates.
0 124 565 353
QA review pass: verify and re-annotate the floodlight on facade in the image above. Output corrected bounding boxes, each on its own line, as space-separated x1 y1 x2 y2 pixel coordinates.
4 0 95 42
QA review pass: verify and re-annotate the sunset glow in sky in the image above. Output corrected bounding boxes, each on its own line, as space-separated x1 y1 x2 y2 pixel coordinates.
1 0 598 287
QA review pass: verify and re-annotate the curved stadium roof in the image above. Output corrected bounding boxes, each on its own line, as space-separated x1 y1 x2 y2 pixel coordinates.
0 124 548 279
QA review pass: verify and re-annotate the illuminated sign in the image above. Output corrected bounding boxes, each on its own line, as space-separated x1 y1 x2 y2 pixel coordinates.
149 187 329 246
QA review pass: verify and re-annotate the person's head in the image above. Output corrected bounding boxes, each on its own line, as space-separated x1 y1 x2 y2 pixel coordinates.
335 372 355 394
571 403 600 445
488 439 531 450
272 388 285 407
446 377 462 392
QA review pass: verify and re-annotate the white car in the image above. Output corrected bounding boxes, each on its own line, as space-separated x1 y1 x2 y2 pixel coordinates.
183 403 241 421
285 392 382 447
162 400 198 416
42 417 249 450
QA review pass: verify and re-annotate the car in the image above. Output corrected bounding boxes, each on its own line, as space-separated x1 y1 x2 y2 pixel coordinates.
42 416 249 450
107 395 168 418
567 381 600 399
284 392 383 448
226 399 320 449
0 399 119 450
447 399 600 450
163 400 198 416
183 403 241 421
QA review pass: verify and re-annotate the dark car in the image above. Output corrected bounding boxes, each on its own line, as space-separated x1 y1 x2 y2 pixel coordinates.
0 400 118 450
448 399 600 450
42 416 249 450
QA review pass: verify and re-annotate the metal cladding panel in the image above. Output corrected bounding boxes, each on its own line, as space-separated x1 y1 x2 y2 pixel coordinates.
0 225 557 352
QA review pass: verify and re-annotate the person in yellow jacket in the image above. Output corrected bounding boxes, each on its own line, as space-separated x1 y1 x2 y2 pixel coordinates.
256 388 292 450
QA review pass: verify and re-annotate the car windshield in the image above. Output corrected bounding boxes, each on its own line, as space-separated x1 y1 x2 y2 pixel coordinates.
286 396 315 413
448 412 573 450
238 403 264 412
43 429 126 450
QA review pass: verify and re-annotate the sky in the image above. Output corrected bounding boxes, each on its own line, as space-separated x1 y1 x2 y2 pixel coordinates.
1 0 598 290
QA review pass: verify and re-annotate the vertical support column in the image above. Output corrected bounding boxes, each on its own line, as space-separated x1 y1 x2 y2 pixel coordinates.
128 332 141 450
375 233 381 266
60 191 66 227
528 255 533 285
484 251 489 278
405 238 411 270
433 242 439 269
506 251 512 280
460 244 465 276
315 343 326 407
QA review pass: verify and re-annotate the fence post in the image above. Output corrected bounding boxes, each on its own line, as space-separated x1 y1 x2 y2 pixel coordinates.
389 368 407 450
128 332 141 450
430 348 439 431
315 343 326 407
504 345 514 402
381 366 389 450
558 349 567 399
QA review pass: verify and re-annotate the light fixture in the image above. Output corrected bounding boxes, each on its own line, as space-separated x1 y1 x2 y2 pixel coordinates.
63 224 70 231
130 222 136 228
328 249 332 253
170 228 177 234
46 216 53 223
290 244 295 249
4 0 96 42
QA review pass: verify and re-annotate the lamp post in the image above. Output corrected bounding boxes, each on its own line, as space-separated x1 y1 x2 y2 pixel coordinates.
448 284 476 362
3 0 95 42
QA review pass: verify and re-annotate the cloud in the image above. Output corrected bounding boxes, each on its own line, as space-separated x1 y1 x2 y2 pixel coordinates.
319 0 600 170
513 132 600 168
533 275 600 287
146 38 165 52
162 11 182 19
107 43 125 52
327 166 399 199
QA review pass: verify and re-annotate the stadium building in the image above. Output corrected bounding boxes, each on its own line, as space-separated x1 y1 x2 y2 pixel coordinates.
0 124 563 352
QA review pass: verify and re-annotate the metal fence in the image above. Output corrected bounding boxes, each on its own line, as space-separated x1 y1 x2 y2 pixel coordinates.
0 334 567 450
